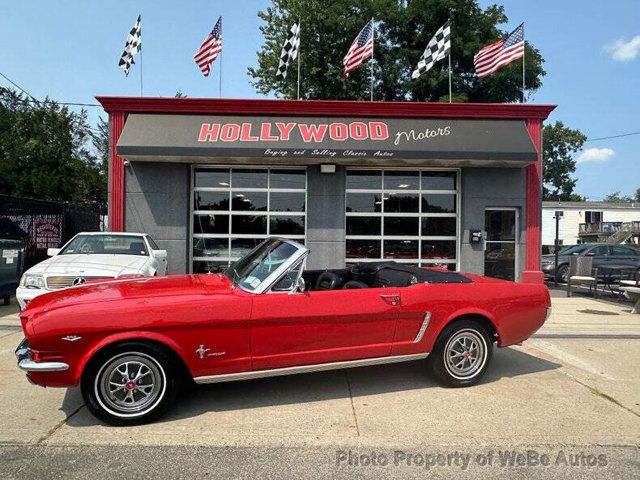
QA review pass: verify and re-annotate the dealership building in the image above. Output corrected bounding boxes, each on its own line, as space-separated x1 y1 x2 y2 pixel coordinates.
97 97 554 283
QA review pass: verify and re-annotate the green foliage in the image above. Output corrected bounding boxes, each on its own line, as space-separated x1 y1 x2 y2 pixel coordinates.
248 0 545 101
542 121 586 201
602 191 634 203
0 88 106 203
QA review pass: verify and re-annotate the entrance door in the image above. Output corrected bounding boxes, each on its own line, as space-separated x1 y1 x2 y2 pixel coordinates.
484 209 518 281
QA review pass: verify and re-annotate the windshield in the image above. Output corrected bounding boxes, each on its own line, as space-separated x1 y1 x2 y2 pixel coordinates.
60 234 149 256
225 239 299 292
558 244 590 255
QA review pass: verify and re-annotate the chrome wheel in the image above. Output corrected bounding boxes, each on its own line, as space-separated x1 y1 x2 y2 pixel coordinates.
443 329 487 380
95 353 166 417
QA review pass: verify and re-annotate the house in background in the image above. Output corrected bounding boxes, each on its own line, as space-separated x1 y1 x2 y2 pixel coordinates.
542 201 640 252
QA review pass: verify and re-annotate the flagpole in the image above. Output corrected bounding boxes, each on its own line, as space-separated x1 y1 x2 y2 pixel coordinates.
448 21 452 103
139 15 143 96
522 24 525 103
370 18 374 102
297 19 301 100
219 52 223 98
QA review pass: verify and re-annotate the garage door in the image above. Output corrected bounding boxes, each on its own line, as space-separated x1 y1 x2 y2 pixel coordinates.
191 167 307 273
345 168 459 269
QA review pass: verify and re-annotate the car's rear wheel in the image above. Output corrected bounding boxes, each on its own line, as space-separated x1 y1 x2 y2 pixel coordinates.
429 319 493 387
81 342 181 425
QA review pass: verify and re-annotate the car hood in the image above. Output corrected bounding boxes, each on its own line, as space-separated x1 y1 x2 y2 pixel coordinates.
24 254 149 277
22 273 234 316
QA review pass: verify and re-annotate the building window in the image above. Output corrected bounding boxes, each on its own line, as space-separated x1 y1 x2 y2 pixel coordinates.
585 211 602 223
345 169 459 269
191 167 306 273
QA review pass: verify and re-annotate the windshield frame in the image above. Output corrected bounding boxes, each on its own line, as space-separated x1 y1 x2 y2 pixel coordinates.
557 244 590 255
224 238 309 294
59 233 150 256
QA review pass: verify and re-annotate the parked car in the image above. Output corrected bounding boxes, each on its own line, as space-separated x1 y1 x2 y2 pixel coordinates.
15 237 550 425
16 232 167 309
541 243 640 283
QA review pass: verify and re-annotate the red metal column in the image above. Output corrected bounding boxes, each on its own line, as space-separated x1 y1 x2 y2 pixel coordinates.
522 118 543 283
109 111 126 231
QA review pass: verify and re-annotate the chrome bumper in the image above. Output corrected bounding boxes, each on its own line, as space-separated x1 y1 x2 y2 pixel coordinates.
15 338 69 373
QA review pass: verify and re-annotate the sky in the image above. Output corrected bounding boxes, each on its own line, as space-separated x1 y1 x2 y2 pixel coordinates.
0 0 638 200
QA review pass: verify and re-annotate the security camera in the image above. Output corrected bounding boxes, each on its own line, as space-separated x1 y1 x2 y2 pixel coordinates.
123 160 130 167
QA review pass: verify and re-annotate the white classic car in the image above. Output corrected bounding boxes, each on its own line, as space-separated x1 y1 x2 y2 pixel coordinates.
16 232 167 309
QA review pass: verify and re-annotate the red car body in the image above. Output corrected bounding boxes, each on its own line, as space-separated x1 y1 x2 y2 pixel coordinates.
18 270 549 389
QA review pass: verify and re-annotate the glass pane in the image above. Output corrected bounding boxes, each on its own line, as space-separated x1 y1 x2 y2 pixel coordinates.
384 193 419 213
422 172 456 190
346 217 381 235
232 169 268 188
384 217 419 236
346 240 381 258
346 193 382 213
231 215 267 234
422 263 456 271
194 191 229 211
192 237 228 259
231 238 264 258
485 210 516 241
193 214 229 234
270 192 306 212
231 192 268 211
421 217 457 236
270 215 305 235
383 240 418 259
484 243 515 281
194 168 229 188
421 240 456 260
384 171 419 190
193 260 228 273
346 170 382 190
422 194 456 213
270 170 306 189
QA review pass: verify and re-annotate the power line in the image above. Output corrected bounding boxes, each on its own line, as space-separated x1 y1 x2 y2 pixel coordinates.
0 71 101 107
585 131 640 142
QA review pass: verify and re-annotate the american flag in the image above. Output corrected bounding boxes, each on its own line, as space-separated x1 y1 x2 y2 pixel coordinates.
194 16 222 77
474 23 524 78
343 20 374 78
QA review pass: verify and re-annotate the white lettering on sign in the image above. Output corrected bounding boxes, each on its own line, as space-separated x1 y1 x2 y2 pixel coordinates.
2 249 18 264
394 126 451 146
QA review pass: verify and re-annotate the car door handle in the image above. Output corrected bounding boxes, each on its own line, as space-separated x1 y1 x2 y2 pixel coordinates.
380 294 400 306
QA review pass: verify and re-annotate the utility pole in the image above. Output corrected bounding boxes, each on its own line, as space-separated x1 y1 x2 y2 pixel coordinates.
554 210 564 286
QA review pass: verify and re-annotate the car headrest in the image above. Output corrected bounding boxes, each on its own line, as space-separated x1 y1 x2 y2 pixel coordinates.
315 271 342 290
343 280 368 289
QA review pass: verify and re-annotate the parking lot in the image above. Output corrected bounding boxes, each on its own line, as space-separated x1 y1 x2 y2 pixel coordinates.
1 295 639 479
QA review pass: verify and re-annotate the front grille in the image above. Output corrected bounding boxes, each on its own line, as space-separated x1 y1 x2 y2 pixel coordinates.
46 276 113 290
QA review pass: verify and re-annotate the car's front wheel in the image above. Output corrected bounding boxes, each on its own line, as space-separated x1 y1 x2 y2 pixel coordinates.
555 264 569 283
81 342 181 425
429 319 493 387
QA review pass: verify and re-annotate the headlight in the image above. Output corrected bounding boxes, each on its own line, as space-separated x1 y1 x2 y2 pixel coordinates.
21 274 45 289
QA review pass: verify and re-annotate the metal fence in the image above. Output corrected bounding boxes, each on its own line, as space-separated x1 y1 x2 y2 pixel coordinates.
0 195 107 270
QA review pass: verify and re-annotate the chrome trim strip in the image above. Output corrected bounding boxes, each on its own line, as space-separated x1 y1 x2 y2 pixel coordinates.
18 359 69 372
413 312 432 343
193 353 429 384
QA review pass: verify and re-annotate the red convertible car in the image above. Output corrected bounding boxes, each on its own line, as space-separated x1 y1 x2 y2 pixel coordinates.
16 238 550 425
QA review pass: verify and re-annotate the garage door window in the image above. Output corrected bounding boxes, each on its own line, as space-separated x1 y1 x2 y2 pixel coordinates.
346 169 459 269
192 167 306 273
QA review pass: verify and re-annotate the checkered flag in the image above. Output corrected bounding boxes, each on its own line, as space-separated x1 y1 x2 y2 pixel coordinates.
411 21 450 79
118 15 142 76
276 22 300 81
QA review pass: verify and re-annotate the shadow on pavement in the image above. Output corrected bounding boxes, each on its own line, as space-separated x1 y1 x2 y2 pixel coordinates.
61 346 560 427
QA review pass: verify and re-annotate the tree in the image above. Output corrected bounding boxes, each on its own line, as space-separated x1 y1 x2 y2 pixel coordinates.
542 121 586 201
249 0 545 101
603 191 634 203
635 188 640 202
0 87 106 203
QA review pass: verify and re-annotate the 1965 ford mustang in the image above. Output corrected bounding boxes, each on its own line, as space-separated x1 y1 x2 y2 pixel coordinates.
16 237 550 425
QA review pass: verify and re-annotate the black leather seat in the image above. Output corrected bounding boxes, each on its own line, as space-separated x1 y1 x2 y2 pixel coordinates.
343 280 368 289
315 271 342 290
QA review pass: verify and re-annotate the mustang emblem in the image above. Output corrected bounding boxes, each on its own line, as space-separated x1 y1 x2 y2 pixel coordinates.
72 277 86 286
196 345 210 359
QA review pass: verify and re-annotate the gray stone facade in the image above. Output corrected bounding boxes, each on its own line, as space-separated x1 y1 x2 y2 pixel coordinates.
124 162 528 278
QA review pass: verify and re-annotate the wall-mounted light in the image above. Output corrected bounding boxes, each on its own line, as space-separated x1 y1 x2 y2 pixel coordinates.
320 164 336 174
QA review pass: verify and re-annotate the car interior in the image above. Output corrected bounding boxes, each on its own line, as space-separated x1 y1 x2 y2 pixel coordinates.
300 262 472 291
